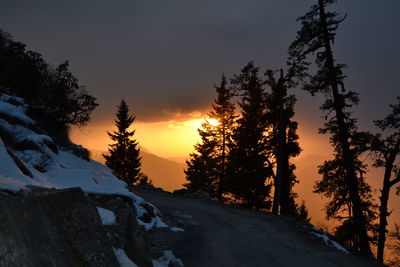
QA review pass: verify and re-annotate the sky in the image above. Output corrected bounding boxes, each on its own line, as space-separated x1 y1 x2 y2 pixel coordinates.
2 0 399 159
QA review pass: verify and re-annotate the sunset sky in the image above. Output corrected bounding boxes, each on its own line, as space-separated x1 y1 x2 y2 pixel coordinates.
1 1 400 224
2 0 400 161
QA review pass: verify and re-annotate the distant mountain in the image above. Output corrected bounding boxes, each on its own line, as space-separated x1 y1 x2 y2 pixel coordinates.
167 156 187 164
90 149 186 192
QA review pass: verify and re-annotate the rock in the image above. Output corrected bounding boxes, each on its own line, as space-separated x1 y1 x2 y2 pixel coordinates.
0 187 120 267
172 189 187 196
90 193 153 267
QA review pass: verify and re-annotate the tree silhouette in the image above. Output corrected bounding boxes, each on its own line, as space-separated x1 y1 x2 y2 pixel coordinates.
265 69 301 216
184 121 219 197
184 75 236 200
228 62 273 210
288 0 372 256
104 99 141 185
371 96 400 262
207 75 236 200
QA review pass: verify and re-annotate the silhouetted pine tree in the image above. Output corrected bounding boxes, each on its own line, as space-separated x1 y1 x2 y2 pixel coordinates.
227 62 273 210
104 99 141 185
370 96 400 262
265 69 302 216
288 0 373 256
184 75 236 200
208 74 236 201
184 122 219 197
314 141 377 251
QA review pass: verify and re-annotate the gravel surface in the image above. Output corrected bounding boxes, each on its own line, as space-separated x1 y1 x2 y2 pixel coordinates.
134 188 381 267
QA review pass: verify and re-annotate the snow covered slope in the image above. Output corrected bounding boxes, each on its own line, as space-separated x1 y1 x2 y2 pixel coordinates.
0 93 163 230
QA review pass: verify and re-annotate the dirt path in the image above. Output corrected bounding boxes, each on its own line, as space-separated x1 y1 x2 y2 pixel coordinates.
135 188 379 267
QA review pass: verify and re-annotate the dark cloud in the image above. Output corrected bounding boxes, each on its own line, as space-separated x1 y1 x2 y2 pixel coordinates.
1 0 400 125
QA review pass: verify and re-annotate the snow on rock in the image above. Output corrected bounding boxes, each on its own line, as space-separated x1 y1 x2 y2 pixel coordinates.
173 211 193 219
0 94 35 125
113 248 138 267
97 207 116 225
170 227 184 232
138 216 169 231
0 93 165 231
310 227 349 254
152 250 184 267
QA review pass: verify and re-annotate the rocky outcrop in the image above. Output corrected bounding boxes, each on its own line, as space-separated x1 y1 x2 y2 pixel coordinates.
90 193 153 267
0 187 153 267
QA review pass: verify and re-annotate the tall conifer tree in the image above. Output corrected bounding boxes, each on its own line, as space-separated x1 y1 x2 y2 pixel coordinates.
371 97 400 262
104 99 141 185
185 75 236 200
228 62 273 210
184 122 219 197
208 75 236 200
265 69 301 216
288 0 372 255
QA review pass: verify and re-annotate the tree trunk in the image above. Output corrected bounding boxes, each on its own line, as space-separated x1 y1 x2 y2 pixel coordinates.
318 0 372 257
377 137 400 262
272 71 285 215
278 70 290 215
377 171 391 262
217 114 226 202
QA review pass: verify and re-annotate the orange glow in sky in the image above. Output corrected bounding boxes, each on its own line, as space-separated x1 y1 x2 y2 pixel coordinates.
70 115 330 160
70 117 206 159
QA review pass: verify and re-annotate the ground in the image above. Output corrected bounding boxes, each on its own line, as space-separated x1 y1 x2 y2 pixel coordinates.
134 187 381 267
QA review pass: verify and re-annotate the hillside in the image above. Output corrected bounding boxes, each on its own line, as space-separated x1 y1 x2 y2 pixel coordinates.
91 149 186 192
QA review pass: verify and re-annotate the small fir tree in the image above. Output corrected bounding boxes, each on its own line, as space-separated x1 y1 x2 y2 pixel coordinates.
104 99 141 185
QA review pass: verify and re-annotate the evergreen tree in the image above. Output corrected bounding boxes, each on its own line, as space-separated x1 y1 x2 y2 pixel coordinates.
228 62 273 210
184 122 219 197
288 0 373 256
104 99 141 185
314 148 377 251
265 69 301 216
184 75 236 200
208 74 236 201
370 96 400 262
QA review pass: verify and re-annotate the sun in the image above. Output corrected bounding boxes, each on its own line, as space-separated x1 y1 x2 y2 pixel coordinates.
207 118 220 127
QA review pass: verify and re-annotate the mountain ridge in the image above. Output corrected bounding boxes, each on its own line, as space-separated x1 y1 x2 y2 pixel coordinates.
90 149 186 192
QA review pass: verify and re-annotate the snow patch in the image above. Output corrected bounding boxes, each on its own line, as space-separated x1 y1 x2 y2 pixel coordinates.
97 207 116 225
113 248 138 267
0 95 34 125
170 227 184 232
173 210 193 219
310 231 349 254
138 216 169 231
152 250 184 267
